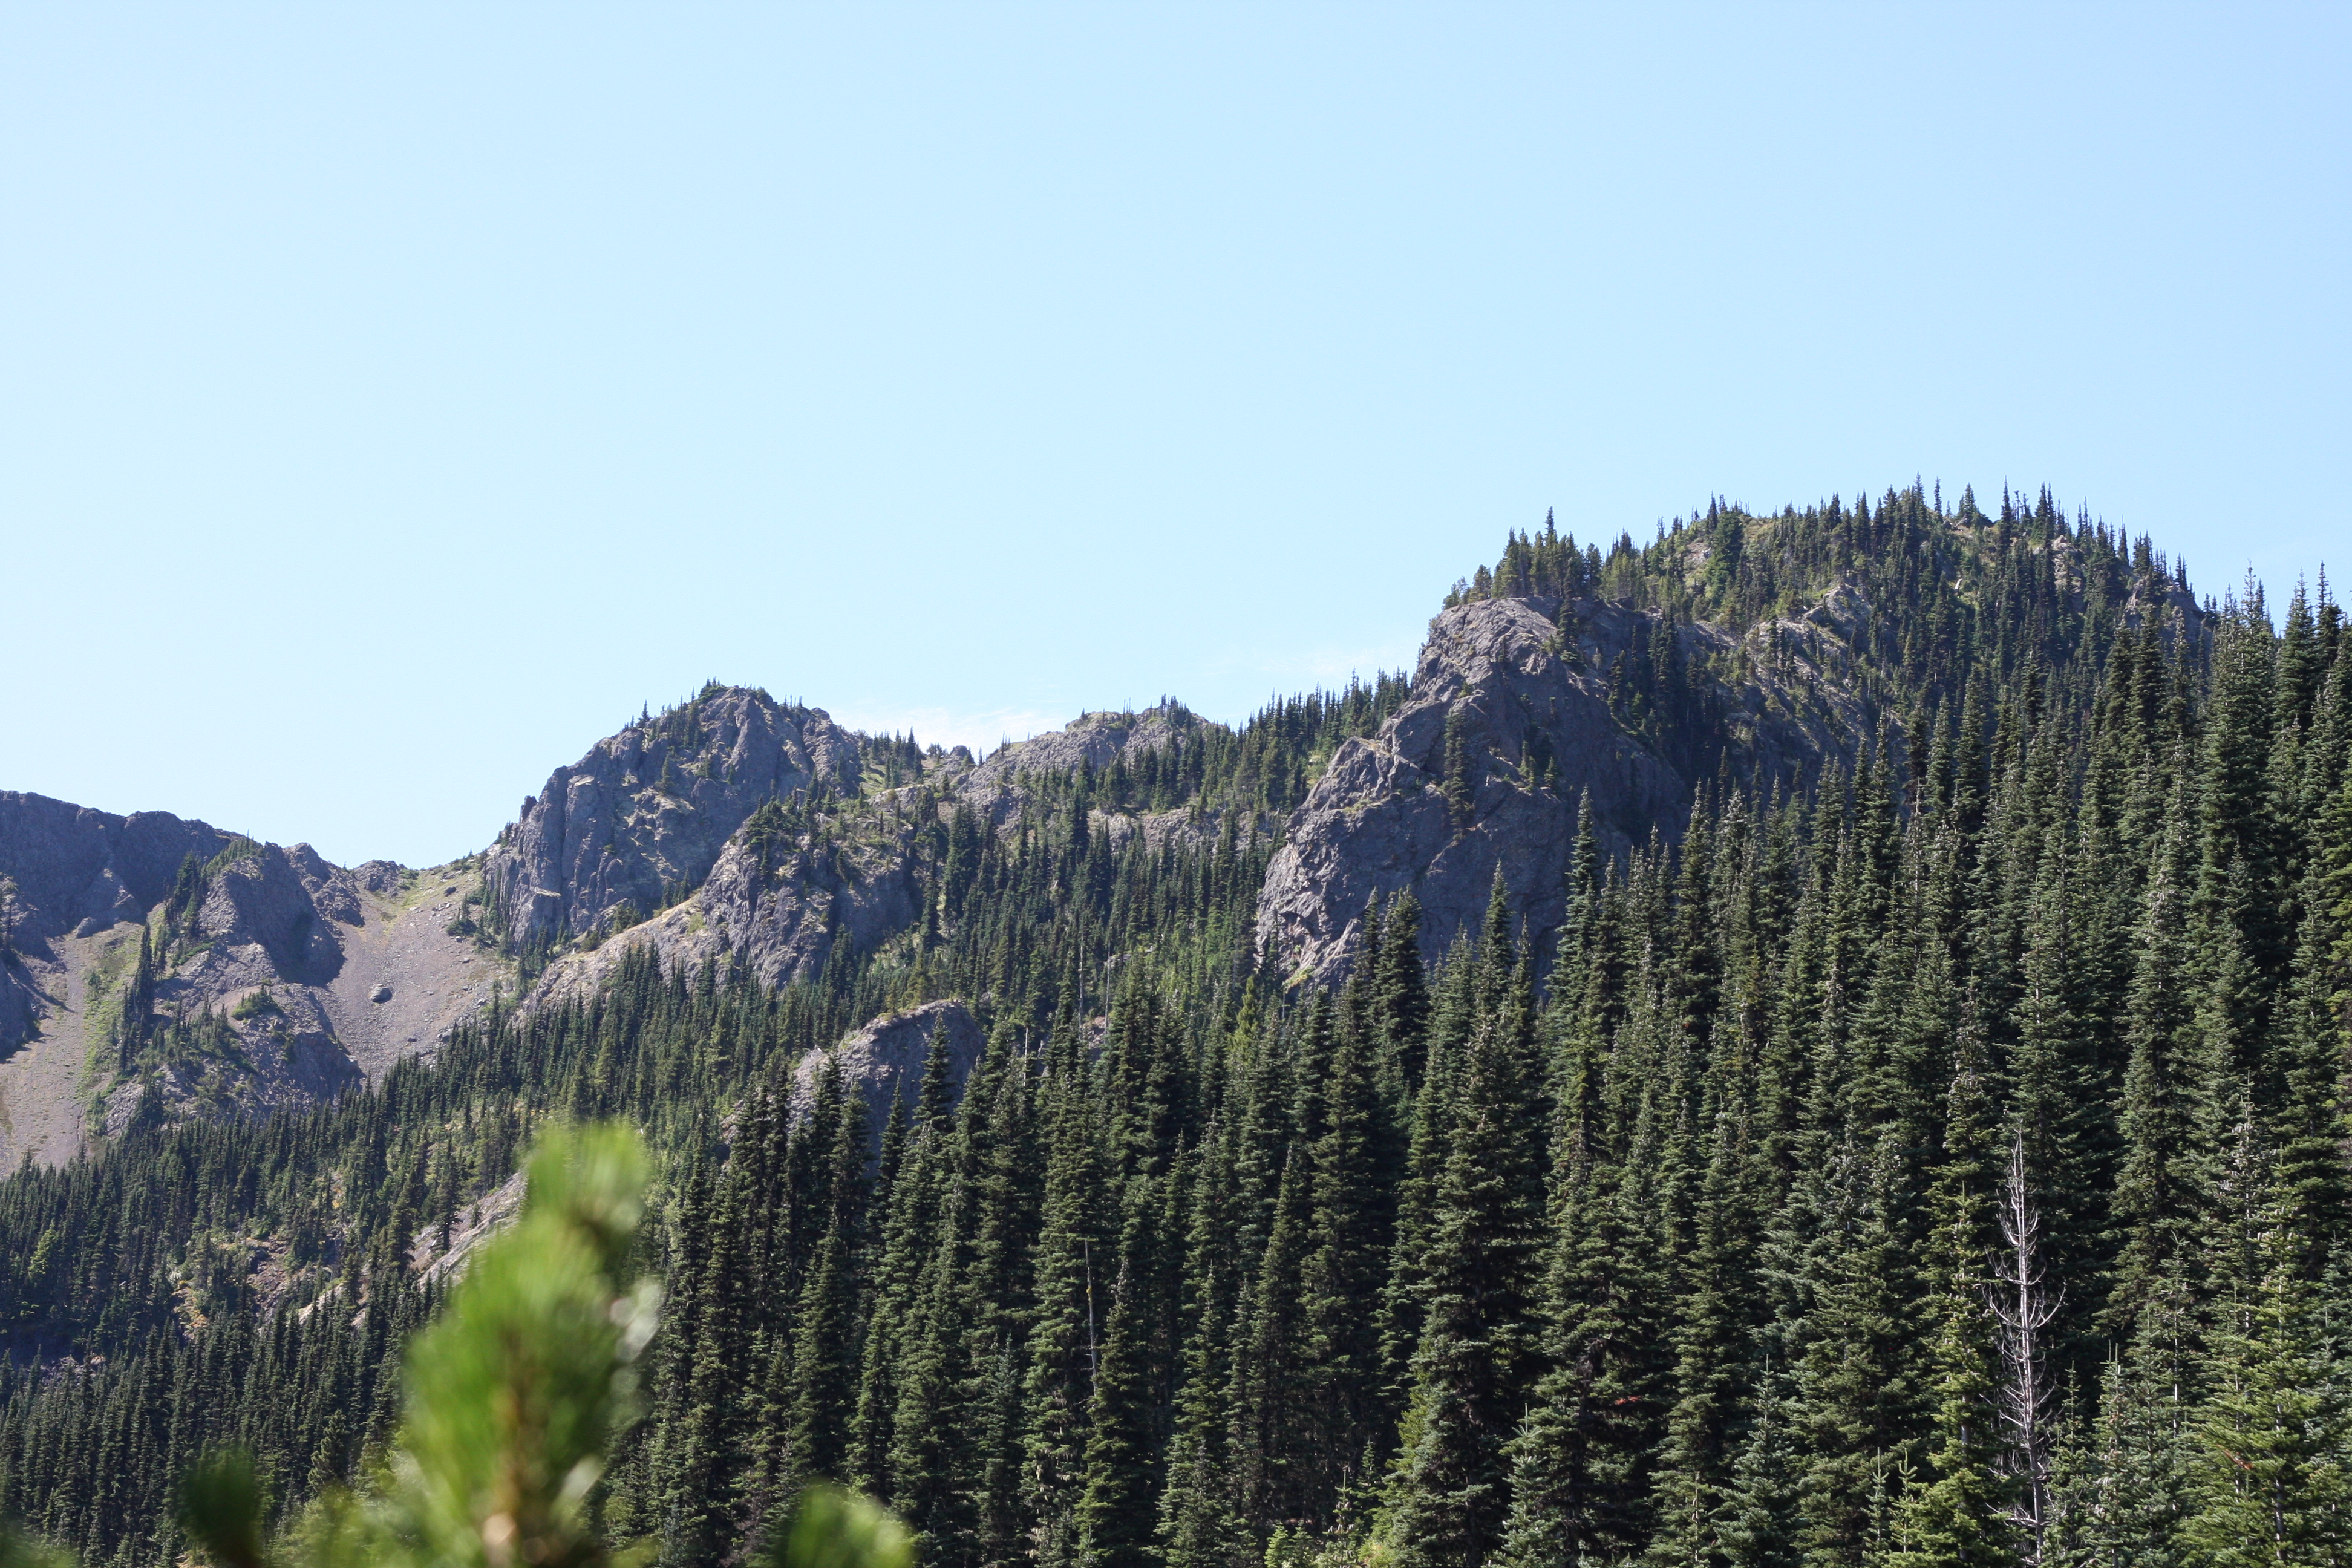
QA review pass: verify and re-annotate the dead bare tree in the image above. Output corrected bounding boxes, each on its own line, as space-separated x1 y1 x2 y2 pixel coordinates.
1987 1129 2064 1567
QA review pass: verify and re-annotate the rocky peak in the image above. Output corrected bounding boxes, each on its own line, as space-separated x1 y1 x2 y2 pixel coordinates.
479 685 871 948
513 698 1257 1013
0 794 235 950
1256 585 1870 984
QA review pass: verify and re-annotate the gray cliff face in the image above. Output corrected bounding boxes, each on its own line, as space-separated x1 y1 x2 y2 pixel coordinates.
0 795 241 1109
0 691 1241 1154
0 795 234 952
528 808 928 1006
1257 588 1869 982
481 688 868 949
693 821 923 988
182 843 352 988
1255 597 1668 984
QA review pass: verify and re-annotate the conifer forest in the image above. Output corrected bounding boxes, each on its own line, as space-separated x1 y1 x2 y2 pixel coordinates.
2 485 2350 1567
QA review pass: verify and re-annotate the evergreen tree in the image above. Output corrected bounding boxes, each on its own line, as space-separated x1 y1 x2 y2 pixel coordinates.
2181 1198 2352 1566
1882 1031 2009 1568
786 1081 872 1494
1385 915 1547 1568
1020 1027 1105 1568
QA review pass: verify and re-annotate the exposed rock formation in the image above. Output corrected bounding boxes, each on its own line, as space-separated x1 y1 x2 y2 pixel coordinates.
479 687 871 948
96 975 364 1139
0 795 232 956
528 809 928 1006
518 698 1261 1012
1257 588 1869 982
962 701 1198 803
789 999 984 1135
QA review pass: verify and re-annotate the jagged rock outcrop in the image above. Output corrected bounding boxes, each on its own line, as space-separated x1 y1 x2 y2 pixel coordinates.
789 999 984 1135
0 797 395 1008
0 795 233 956
521 699 1254 1010
972 702 1264 845
177 843 351 988
528 807 928 1005
1258 589 1869 982
97 979 364 1137
697 817 924 986
480 688 871 949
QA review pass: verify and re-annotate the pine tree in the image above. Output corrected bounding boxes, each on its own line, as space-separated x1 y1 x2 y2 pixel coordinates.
1296 985 1394 1526
2059 1292 2200 1568
1020 1029 1105 1568
1384 926 1547 1568
1159 1111 1247 1568
785 1083 872 1493
2107 772 2212 1334
1720 1373 1802 1568
2181 1197 2352 1566
1881 1033 2009 1568
1374 890 1432 1096
1074 1153 1183 1568
2270 763 2352 1276
1376 939 1476 1419
956 1027 1044 1568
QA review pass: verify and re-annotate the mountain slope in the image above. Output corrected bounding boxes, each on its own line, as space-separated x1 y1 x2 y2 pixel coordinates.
1256 589 1858 981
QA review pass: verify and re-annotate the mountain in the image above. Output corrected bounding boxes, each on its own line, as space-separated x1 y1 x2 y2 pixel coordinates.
0 679 1310 1165
0 799 495 1163
0 488 2205 1166
1 482 2344 1568
0 573 1854 1163
479 688 872 953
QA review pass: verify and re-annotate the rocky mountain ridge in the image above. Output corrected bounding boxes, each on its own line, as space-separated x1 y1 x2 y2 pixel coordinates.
0 587 1872 1164
7 497 2155 1161
0 689 1249 1164
516 697 1251 1007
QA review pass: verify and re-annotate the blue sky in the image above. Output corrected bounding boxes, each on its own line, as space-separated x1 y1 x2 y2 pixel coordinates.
3 5 2345 866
